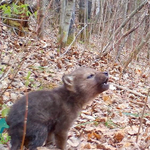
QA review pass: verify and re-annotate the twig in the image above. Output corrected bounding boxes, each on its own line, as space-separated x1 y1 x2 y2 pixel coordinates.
123 30 150 70
111 0 147 39
0 58 25 98
20 91 28 150
136 88 150 143
61 24 88 57
109 12 146 54
129 100 145 107
0 66 12 82
0 16 28 21
112 83 146 98
0 50 14 81
96 0 148 58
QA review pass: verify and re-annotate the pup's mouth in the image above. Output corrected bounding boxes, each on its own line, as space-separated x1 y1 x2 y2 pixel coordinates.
103 78 108 85
102 77 109 90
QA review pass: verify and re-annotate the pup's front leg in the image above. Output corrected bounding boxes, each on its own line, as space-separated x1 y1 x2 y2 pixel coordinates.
55 130 68 150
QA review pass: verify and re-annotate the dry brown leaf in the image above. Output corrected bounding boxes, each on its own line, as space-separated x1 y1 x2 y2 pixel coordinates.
93 132 101 140
117 103 129 109
87 132 93 140
127 126 139 135
9 74 14 80
83 143 91 149
84 126 94 132
145 135 150 142
96 144 106 149
95 117 107 123
113 131 124 143
4 92 10 97
102 95 112 105
123 142 132 147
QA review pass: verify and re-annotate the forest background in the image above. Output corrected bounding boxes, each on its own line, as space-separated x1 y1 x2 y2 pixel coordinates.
0 0 150 149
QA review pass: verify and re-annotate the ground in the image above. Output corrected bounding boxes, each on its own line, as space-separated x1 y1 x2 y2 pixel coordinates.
0 25 150 150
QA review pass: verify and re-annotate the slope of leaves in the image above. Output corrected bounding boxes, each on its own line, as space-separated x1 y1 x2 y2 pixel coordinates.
0 25 150 150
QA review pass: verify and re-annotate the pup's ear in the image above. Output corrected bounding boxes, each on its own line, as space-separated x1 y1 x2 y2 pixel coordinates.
62 74 76 92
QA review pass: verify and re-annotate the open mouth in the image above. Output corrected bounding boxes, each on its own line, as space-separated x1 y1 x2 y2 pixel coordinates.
103 78 108 85
102 77 109 90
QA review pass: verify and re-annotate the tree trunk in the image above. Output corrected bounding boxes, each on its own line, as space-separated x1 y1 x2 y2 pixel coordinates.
36 0 49 39
79 0 92 42
59 0 75 48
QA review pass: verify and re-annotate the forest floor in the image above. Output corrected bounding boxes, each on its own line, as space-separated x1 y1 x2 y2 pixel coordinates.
0 25 150 150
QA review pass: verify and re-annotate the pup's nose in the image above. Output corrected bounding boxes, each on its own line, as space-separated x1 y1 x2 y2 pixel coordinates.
103 72 108 76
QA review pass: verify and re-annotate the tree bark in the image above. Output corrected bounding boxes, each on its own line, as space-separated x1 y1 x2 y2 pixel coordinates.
36 0 50 39
79 0 92 42
60 0 75 48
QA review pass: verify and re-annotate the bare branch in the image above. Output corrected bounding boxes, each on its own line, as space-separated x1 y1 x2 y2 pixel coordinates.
96 0 148 58
136 88 150 143
123 30 150 70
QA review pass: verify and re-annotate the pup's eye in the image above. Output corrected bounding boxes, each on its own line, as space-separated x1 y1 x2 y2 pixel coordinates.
87 74 94 79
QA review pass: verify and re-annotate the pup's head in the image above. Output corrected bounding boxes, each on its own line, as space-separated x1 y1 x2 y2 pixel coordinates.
62 67 109 101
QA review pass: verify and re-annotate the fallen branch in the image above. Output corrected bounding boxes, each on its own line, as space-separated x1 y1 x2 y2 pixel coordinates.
112 83 146 98
129 100 145 107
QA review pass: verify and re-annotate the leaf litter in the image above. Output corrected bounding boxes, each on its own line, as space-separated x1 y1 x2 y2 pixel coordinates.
0 26 150 150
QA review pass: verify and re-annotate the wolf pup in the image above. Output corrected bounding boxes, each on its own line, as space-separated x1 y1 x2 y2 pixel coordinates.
6 67 109 150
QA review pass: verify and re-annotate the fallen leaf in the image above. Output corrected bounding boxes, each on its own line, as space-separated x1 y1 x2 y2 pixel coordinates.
127 126 139 135
113 131 124 143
